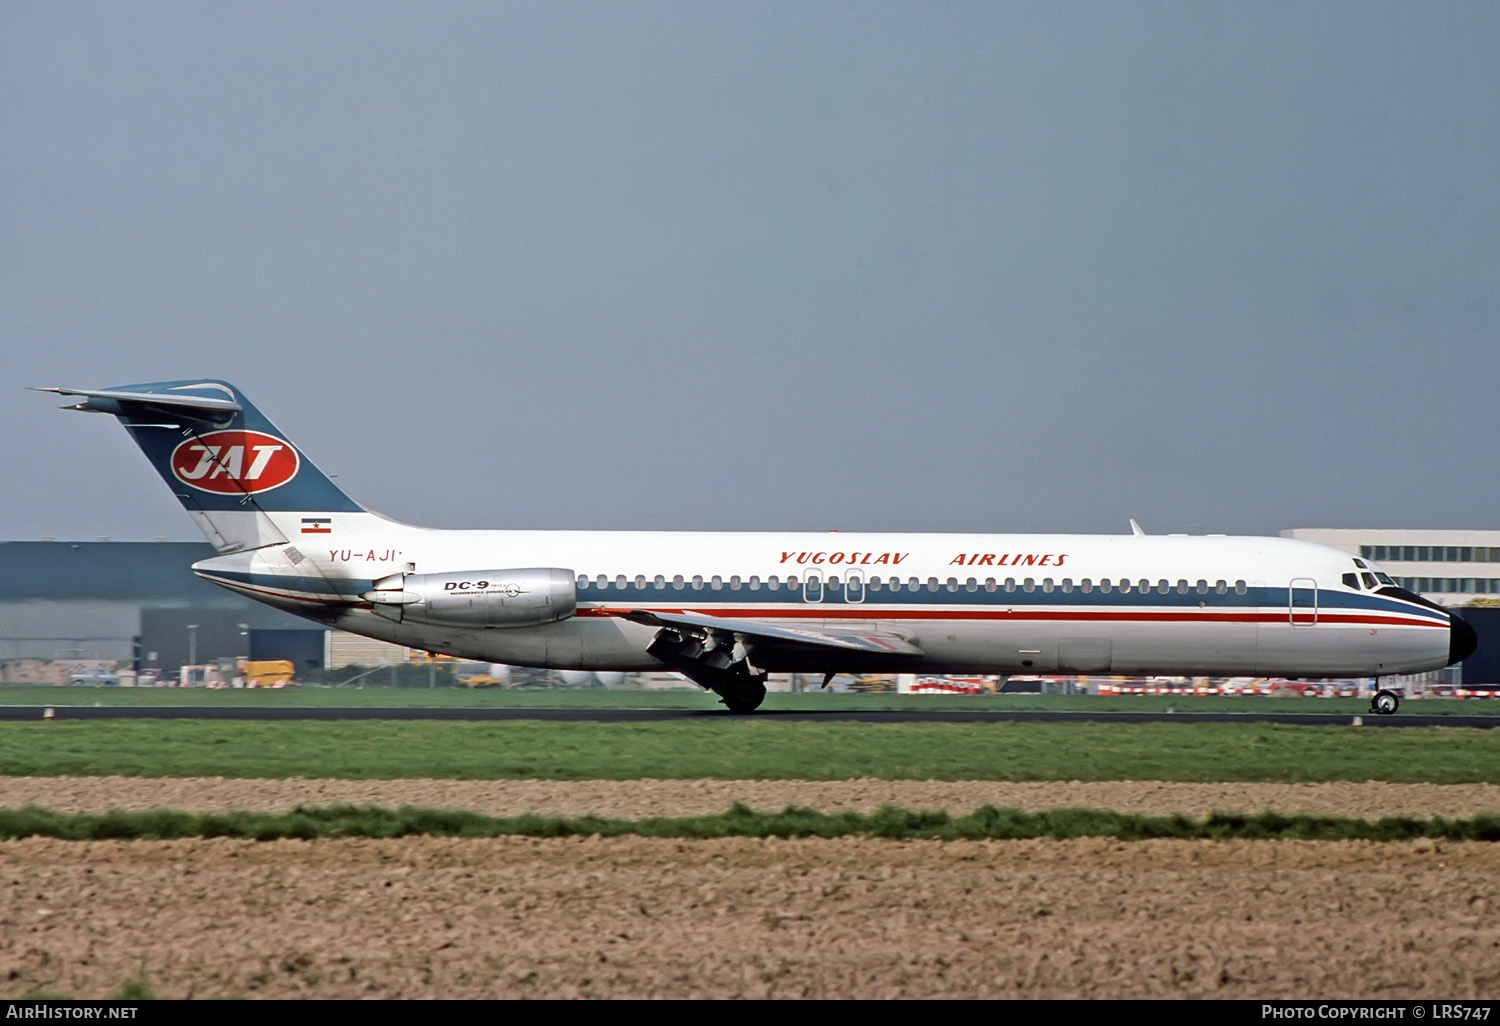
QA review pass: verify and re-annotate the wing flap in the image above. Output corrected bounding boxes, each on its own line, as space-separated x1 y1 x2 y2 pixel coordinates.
607 608 924 656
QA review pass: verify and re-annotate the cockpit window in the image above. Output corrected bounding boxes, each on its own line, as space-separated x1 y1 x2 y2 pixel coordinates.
1361 572 1378 589
1342 572 1359 589
1375 572 1396 586
1353 559 1368 569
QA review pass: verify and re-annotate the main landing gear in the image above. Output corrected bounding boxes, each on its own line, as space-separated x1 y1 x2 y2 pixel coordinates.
1370 689 1400 716
646 626 768 713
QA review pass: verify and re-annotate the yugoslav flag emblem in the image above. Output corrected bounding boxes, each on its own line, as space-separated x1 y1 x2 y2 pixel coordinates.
169 430 300 494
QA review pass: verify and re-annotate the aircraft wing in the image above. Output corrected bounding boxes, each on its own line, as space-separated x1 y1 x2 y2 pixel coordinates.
605 608 924 657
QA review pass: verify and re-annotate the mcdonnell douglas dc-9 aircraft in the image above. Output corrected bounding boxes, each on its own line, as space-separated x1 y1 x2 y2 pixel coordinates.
37 380 1476 713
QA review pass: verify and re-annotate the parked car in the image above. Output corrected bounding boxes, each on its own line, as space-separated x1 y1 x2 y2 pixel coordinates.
68 671 120 685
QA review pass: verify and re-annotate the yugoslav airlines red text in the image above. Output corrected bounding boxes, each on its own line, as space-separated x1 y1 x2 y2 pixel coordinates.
949 552 1069 567
780 551 909 565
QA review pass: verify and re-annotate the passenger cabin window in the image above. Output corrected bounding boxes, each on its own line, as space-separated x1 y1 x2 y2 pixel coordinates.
1215 580 1227 594
1234 580 1248 595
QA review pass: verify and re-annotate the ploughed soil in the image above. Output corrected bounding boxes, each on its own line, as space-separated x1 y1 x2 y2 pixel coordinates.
2 779 1499 999
5 776 1500 820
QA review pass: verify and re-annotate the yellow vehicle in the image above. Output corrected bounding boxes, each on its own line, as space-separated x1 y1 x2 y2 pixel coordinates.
239 659 296 688
459 672 507 690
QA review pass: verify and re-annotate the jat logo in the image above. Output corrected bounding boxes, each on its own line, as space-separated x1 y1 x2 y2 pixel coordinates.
169 430 300 494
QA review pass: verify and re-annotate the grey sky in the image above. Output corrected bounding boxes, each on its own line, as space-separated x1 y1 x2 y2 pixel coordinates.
3 2 1497 541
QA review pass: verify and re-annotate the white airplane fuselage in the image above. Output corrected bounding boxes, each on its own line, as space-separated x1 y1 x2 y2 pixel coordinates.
193 511 1456 679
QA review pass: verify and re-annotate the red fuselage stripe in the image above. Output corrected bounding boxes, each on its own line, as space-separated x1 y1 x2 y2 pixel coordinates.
578 606 1446 629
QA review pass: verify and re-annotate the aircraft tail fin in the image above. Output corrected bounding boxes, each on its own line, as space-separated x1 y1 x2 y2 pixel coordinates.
34 379 365 553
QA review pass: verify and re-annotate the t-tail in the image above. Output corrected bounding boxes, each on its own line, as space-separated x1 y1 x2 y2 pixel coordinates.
33 379 366 555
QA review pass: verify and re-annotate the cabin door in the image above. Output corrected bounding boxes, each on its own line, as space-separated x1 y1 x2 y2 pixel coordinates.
1289 578 1318 626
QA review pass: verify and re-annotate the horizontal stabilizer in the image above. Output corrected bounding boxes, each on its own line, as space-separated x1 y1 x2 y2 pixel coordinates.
32 386 243 419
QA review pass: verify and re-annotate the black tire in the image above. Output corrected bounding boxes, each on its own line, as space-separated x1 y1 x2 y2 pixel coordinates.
720 678 767 714
1371 689 1400 716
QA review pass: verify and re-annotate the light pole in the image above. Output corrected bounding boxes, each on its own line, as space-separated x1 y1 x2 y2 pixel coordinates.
186 624 198 687
238 624 249 688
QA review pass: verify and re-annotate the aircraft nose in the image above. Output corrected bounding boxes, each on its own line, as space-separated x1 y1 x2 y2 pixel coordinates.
1449 610 1478 666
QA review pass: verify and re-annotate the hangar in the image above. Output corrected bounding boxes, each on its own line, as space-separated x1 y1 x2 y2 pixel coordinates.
0 541 321 680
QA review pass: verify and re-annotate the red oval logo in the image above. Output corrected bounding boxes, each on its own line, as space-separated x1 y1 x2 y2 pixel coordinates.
170 430 300 495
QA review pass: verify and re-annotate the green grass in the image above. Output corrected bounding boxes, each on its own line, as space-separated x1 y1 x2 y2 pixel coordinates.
2 802 1496 843
3 683 1497 716
4 719 1499 782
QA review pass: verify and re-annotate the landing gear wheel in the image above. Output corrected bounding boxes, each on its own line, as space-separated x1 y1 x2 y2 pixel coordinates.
1371 689 1399 716
719 678 767 714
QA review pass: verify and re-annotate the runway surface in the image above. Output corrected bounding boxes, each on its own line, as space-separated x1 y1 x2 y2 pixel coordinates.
1 704 1496 727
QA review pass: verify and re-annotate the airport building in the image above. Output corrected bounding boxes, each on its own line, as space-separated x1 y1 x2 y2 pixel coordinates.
1280 529 1500 607
0 541 321 682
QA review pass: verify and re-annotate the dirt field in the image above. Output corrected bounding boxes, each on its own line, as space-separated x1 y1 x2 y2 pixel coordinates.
3 778 1499 999
5 775 1500 820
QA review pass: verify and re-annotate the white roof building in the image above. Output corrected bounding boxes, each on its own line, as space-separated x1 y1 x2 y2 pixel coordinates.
1281 529 1500 607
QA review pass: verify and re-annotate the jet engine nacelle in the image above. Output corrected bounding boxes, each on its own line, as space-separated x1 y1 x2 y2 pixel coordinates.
364 568 576 628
